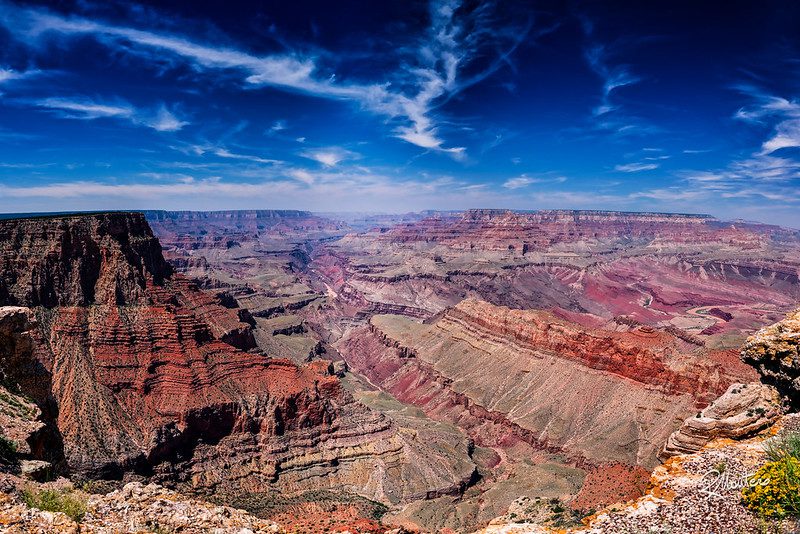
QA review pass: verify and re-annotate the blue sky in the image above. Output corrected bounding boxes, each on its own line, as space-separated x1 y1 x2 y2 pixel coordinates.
1 1 800 226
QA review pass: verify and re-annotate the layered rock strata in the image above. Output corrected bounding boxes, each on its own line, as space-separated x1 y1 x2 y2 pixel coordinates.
0 213 475 506
380 209 789 252
338 299 758 469
660 382 780 458
321 209 800 350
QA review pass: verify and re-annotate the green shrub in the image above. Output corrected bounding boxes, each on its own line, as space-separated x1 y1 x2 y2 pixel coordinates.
742 432 800 519
22 488 87 522
0 435 17 463
764 432 800 462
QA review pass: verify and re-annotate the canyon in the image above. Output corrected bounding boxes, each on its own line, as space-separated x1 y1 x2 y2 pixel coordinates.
1 208 799 532
0 213 476 532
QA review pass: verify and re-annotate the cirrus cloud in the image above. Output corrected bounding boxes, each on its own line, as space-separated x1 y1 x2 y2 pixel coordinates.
33 97 188 131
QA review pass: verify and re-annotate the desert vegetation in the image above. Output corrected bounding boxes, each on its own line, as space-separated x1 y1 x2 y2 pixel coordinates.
742 432 800 519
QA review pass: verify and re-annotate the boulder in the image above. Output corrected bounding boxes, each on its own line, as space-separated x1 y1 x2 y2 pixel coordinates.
20 460 51 481
660 382 780 459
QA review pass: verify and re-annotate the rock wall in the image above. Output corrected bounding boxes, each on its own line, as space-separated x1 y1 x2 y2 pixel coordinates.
0 213 171 307
0 213 474 506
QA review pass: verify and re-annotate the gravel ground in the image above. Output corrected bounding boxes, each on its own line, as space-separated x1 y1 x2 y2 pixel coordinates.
585 415 800 534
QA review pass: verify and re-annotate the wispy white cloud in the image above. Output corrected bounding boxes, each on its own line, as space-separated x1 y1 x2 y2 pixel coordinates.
36 97 131 119
288 169 315 184
503 175 536 189
2 1 527 158
0 68 25 84
503 174 567 189
762 119 800 153
0 69 17 83
268 120 287 134
33 97 188 131
145 106 188 132
180 144 281 164
686 155 800 184
0 67 40 90
733 85 800 154
733 86 800 123
583 42 640 117
300 146 357 167
615 162 658 172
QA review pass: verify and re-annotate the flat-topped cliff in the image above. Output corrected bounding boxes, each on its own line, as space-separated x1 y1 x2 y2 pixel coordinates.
144 210 315 221
378 208 785 251
0 212 171 307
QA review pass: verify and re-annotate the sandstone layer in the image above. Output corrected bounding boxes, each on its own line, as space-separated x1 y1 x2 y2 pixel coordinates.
381 209 753 252
338 298 758 469
660 382 780 458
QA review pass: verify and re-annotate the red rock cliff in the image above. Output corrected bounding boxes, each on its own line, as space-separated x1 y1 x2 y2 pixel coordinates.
0 212 171 306
0 213 474 503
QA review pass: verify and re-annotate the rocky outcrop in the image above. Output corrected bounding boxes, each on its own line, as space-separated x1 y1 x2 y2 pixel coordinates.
0 478 284 533
0 306 63 470
477 416 787 534
741 308 800 406
660 382 781 458
0 213 475 508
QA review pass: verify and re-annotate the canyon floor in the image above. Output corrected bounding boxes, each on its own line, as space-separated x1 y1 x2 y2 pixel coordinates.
1 209 800 532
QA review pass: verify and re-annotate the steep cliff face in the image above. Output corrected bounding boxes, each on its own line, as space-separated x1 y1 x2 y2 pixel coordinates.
0 213 475 507
144 209 345 251
0 306 65 471
0 213 171 307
